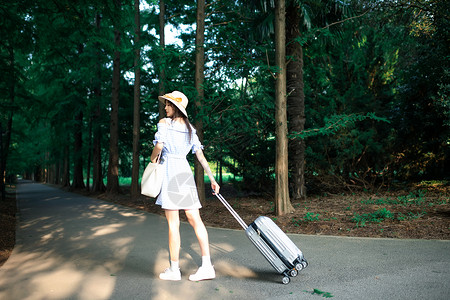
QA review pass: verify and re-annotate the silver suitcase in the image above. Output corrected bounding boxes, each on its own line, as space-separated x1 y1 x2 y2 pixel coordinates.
215 193 308 284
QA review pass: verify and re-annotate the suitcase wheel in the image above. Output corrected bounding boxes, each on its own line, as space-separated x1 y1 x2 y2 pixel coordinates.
290 269 298 277
282 276 290 285
301 260 308 269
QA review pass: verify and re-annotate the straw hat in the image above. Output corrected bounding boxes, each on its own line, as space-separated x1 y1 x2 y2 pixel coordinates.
158 91 188 118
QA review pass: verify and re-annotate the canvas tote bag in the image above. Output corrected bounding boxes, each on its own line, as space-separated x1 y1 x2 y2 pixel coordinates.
141 154 164 197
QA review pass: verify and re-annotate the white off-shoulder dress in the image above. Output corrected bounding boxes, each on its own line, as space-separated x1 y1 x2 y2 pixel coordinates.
153 118 203 210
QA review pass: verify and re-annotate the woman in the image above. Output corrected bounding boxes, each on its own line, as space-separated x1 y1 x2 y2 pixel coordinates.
150 91 220 281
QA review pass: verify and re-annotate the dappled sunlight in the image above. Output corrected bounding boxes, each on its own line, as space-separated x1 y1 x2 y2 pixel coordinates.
4 182 279 300
42 196 61 202
78 272 116 300
81 211 106 219
40 227 64 243
151 282 213 300
91 223 126 236
20 216 51 230
109 237 134 261
210 242 236 253
118 211 147 221
110 236 134 248
29 265 84 299
1 248 56 274
0 182 150 300
215 259 257 279
96 203 121 212
153 249 170 275
0 247 116 300
81 203 147 223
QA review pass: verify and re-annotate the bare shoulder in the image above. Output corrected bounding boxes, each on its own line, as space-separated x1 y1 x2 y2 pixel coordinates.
159 118 167 124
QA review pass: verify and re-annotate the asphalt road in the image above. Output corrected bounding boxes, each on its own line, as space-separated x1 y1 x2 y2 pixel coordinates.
0 181 449 299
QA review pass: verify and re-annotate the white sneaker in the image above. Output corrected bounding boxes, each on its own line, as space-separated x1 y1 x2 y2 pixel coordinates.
159 268 181 281
189 266 215 281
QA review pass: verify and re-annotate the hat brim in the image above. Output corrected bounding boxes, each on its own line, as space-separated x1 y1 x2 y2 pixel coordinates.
158 95 188 118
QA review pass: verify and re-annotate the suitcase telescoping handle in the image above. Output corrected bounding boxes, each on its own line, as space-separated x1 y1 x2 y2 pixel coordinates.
214 193 248 230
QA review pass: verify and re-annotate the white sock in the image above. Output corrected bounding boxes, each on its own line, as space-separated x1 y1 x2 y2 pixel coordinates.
201 256 212 268
170 260 179 271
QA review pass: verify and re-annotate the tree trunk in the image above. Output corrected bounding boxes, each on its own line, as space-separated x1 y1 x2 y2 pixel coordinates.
0 122 5 201
107 0 122 194
286 3 306 200
1 46 14 200
194 0 206 204
92 111 104 192
45 151 49 183
72 111 85 189
131 0 141 198
275 0 294 216
86 116 92 191
55 160 60 185
92 12 105 193
158 0 166 118
61 145 70 187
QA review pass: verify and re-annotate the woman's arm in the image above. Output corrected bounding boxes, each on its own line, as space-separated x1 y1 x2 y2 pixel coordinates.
151 143 163 163
195 149 220 194
150 118 166 163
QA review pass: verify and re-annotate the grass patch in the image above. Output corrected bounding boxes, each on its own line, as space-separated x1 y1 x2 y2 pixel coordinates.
291 212 321 226
351 208 394 227
351 207 428 227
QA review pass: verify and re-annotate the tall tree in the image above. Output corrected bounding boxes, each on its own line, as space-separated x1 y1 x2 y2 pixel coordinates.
72 109 85 189
0 46 15 200
92 11 105 193
286 1 306 200
194 0 206 204
131 0 141 197
158 0 166 118
0 0 29 199
286 0 354 197
107 0 122 194
275 0 294 215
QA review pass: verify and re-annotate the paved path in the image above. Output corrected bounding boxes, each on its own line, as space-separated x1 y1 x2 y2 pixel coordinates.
0 181 449 299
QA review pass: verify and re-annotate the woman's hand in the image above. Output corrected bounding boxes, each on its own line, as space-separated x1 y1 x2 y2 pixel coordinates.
211 181 220 195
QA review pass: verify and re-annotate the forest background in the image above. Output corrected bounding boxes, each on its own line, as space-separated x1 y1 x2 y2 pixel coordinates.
0 0 449 242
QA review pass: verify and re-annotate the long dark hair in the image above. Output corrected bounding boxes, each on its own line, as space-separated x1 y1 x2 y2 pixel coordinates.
167 102 193 141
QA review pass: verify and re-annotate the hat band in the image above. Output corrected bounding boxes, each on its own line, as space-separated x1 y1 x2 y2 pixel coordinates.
164 94 183 103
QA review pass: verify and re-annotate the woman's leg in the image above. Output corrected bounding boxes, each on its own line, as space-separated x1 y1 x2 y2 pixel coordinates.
159 209 181 280
185 209 215 281
165 209 181 262
185 209 210 257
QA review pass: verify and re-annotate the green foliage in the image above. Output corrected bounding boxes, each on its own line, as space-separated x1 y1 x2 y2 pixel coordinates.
397 190 426 206
289 113 389 139
291 211 320 226
304 212 321 222
396 212 426 221
351 208 394 227
1 0 448 195
300 0 450 189
351 206 427 228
